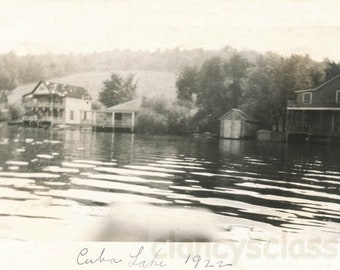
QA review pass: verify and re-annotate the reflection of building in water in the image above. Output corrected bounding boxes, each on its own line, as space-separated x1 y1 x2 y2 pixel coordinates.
219 139 242 155
110 133 135 163
63 129 135 162
63 129 95 159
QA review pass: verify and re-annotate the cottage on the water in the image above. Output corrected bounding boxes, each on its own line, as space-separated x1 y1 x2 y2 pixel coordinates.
287 74 340 141
93 98 142 132
219 108 260 139
22 81 92 127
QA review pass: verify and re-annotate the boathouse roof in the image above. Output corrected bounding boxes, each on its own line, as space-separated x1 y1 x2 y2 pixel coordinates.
219 108 259 123
106 98 142 112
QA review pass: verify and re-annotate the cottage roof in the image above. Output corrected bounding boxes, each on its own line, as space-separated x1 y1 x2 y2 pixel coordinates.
219 108 259 123
294 74 340 93
106 98 142 112
23 81 91 100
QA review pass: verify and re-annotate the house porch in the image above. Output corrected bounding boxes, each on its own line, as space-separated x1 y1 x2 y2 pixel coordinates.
286 109 340 142
22 107 64 127
92 111 136 132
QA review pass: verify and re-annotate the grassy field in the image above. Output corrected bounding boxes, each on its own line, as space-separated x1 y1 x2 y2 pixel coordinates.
8 70 178 104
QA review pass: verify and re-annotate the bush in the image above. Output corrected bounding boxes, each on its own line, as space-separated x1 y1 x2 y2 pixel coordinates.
135 108 168 134
8 104 22 121
135 96 197 135
91 101 104 110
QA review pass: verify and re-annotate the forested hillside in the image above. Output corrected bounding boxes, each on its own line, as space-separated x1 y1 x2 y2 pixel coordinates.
8 70 177 104
2 46 247 103
1 46 246 91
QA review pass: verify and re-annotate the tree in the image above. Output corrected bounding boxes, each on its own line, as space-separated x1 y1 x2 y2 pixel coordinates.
0 52 18 91
242 53 285 129
0 53 19 121
175 53 250 132
242 53 325 131
323 59 340 81
18 55 47 83
98 73 137 107
196 57 229 131
224 54 250 108
176 66 198 102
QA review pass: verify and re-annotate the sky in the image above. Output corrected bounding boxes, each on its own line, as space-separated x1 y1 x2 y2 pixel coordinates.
1 0 340 61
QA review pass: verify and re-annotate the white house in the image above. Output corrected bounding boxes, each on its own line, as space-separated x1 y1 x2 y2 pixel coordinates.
22 81 92 127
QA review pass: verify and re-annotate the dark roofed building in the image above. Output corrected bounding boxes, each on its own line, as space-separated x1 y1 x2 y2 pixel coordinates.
23 81 91 100
287 74 340 140
22 81 92 127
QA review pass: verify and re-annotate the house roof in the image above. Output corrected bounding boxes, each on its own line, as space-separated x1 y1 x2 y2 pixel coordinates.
106 98 142 112
23 81 91 100
219 108 259 123
294 74 340 93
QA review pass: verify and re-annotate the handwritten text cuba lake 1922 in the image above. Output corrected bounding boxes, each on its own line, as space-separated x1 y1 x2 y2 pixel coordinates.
76 246 232 268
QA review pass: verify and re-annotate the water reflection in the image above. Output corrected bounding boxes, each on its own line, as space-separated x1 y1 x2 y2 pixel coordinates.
0 126 339 241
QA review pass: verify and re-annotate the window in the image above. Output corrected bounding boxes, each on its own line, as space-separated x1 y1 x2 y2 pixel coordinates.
303 92 312 104
83 111 87 120
336 90 340 103
115 113 122 120
70 110 74 120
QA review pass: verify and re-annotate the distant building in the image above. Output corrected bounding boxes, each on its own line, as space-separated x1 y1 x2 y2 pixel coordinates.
22 81 92 127
287 75 340 139
219 108 260 139
93 98 142 132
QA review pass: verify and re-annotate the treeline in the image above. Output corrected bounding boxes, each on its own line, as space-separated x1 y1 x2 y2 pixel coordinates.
175 52 340 133
2 46 340 133
0 46 250 91
135 52 340 135
0 52 75 91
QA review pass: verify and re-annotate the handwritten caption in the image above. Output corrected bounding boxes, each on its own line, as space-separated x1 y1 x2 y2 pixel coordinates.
77 246 232 268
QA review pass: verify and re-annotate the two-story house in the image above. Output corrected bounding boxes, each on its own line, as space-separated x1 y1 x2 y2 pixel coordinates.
22 81 92 127
287 75 340 139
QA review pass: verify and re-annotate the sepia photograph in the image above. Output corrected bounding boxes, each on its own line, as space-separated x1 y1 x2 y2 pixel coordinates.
0 0 339 269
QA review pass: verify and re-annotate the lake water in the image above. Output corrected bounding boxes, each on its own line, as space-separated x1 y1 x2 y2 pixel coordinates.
0 126 339 241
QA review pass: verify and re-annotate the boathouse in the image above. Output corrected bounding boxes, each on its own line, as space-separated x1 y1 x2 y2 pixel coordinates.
93 98 141 132
219 108 260 139
287 74 340 142
22 81 92 127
